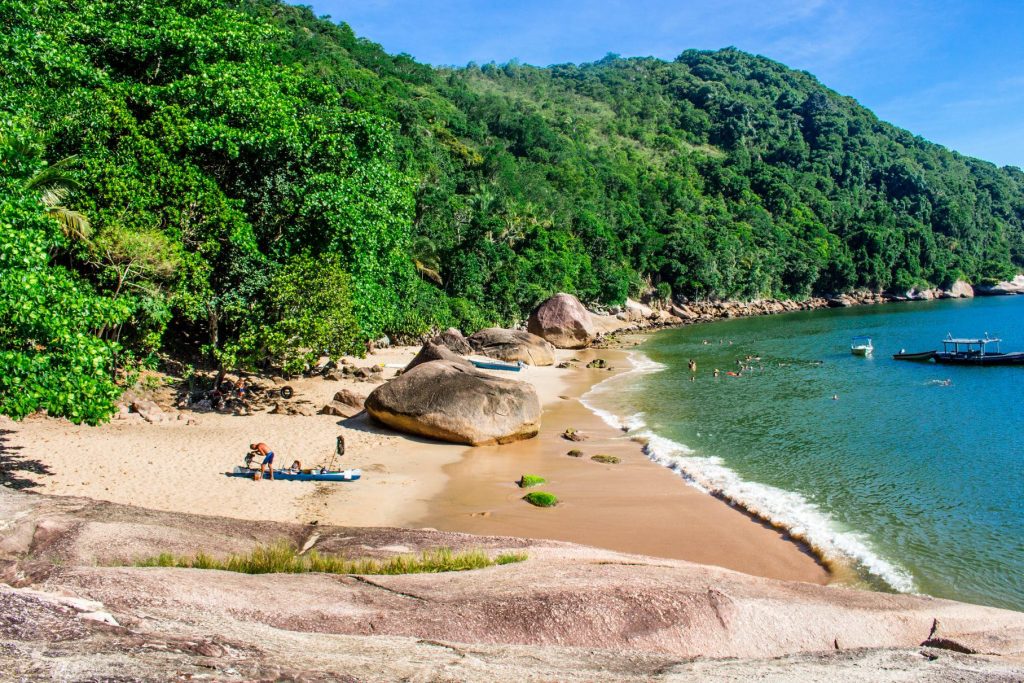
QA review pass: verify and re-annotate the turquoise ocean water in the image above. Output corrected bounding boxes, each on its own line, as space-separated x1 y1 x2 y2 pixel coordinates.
583 296 1024 610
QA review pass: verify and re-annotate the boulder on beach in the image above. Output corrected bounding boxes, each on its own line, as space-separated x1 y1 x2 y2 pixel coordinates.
527 293 596 349
404 341 473 372
468 328 555 366
319 389 365 418
365 360 541 445
432 327 473 355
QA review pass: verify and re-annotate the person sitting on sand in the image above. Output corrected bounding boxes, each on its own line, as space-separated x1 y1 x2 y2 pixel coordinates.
250 442 274 480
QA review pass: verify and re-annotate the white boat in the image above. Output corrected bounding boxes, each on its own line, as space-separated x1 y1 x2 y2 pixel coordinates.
850 336 873 356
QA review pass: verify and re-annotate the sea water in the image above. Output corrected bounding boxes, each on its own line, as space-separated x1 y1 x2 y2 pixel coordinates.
585 296 1024 610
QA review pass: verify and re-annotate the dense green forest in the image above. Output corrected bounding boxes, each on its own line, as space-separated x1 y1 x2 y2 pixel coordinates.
2 0 1023 422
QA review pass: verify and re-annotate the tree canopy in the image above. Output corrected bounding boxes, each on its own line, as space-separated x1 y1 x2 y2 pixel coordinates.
1 0 1022 422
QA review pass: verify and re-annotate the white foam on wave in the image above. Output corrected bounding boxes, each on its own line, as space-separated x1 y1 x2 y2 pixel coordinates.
579 352 665 431
579 350 917 594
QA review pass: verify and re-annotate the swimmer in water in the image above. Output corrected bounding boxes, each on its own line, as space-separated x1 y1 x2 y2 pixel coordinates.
832 394 839 400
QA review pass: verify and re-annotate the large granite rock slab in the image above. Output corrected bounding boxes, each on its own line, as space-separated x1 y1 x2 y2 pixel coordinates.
468 328 555 366
365 360 541 445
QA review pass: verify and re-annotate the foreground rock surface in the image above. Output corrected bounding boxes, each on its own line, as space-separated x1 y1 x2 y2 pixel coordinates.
0 488 1022 682
528 293 597 349
468 327 556 366
366 360 541 445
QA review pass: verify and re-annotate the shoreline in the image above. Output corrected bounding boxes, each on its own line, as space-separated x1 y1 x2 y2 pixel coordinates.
413 344 831 585
2 338 830 587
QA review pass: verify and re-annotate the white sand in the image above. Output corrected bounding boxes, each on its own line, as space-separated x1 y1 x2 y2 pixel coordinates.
3 345 571 528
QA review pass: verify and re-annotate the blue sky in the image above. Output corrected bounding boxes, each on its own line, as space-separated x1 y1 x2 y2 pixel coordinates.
306 0 1024 168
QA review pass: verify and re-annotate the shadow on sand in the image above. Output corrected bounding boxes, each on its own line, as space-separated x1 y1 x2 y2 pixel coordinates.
0 427 53 490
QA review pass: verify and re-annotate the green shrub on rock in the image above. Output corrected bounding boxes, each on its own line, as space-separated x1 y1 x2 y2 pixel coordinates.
518 474 546 488
522 491 558 507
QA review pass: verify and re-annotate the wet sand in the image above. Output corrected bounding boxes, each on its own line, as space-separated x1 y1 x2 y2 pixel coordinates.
416 348 830 585
6 340 828 585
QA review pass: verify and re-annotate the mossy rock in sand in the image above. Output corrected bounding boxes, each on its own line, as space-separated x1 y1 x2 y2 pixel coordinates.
591 454 620 464
562 428 587 442
586 358 607 369
523 491 558 507
518 474 547 488
566 449 583 457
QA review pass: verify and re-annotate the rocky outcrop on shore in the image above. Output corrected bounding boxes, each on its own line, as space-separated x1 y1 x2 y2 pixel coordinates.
365 359 541 445
469 327 556 366
527 293 597 349
976 274 1024 296
1 488 1022 681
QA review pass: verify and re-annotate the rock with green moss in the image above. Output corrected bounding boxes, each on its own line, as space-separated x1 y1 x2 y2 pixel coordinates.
590 454 620 464
566 449 583 457
517 474 547 488
522 491 558 507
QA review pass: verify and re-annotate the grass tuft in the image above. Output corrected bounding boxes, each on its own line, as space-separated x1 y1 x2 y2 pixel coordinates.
522 491 558 507
517 474 546 488
590 454 620 464
134 543 526 575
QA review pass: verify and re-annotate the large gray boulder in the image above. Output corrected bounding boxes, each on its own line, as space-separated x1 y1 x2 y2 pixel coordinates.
468 328 555 366
365 360 541 445
404 341 473 372
527 293 596 349
432 327 473 355
941 280 975 299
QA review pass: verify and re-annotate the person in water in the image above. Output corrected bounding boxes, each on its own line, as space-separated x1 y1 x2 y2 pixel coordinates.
250 442 274 480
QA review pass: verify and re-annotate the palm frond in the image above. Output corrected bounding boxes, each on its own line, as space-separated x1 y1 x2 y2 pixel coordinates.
47 207 91 240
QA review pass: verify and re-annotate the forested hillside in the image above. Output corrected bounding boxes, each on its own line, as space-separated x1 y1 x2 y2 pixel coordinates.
2 0 1023 422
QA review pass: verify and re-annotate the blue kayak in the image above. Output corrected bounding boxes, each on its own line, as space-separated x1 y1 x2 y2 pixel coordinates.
470 359 522 372
227 466 361 482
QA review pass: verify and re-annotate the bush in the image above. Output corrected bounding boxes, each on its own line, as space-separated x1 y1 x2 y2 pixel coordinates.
522 491 558 507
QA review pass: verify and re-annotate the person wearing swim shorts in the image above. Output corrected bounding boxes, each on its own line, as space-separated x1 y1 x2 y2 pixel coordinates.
250 442 275 480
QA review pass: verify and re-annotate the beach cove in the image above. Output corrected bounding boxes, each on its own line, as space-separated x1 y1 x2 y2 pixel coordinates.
4 339 827 587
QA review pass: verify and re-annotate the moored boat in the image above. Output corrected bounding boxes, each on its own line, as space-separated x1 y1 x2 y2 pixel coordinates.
892 350 936 361
850 336 873 356
933 336 1024 366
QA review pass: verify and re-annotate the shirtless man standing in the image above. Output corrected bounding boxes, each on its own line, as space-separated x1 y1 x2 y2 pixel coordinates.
250 442 275 480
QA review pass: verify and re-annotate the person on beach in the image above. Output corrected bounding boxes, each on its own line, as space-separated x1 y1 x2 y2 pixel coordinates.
250 442 274 480
336 434 346 457
289 460 302 473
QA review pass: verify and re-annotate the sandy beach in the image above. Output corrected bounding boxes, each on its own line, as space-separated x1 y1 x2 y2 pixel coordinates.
2 340 827 585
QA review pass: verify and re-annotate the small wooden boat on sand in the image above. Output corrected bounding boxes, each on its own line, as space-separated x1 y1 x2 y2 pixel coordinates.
470 359 523 372
227 466 361 482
